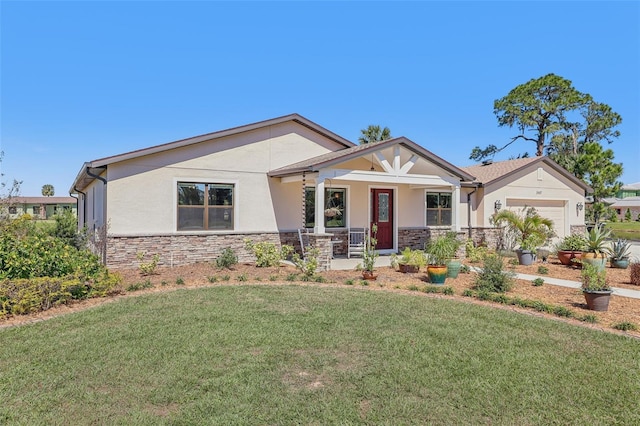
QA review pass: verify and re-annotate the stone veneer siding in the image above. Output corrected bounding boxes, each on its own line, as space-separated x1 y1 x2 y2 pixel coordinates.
106 230 334 271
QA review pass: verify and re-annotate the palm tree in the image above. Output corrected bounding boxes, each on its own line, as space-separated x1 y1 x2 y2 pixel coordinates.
493 207 554 251
358 125 392 145
41 184 55 197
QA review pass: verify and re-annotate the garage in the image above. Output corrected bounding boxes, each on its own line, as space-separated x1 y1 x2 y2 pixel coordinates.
506 198 567 240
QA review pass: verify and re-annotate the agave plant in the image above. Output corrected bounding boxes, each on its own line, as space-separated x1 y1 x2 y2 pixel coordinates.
584 226 612 256
608 239 631 261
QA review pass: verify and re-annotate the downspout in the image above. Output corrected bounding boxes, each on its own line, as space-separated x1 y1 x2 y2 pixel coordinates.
86 167 108 264
466 185 479 239
71 186 87 231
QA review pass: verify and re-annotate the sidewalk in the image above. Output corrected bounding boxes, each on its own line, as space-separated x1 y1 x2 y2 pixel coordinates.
514 272 640 299
330 256 640 300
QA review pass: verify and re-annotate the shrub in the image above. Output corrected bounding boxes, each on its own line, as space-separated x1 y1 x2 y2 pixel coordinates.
292 247 320 279
51 209 87 250
285 273 297 281
443 286 454 295
532 278 544 287
465 240 489 263
631 262 640 286
207 276 218 283
459 264 471 274
474 254 514 293
136 252 160 276
537 266 549 275
269 275 278 281
553 306 574 318
613 321 638 331
127 279 153 292
237 274 248 282
222 275 230 281
581 314 598 324
462 289 474 297
215 248 238 269
244 239 294 267
0 273 121 317
175 277 184 285
407 284 419 291
0 232 104 280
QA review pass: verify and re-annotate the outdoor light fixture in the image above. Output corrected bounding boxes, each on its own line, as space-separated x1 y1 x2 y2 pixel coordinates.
577 202 584 212
494 200 502 211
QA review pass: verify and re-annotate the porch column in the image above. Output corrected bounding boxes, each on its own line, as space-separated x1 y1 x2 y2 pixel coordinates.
452 185 461 232
314 178 326 234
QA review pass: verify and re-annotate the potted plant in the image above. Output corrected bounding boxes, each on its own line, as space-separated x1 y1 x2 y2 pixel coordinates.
555 233 587 266
425 235 457 284
582 226 611 272
444 232 464 278
581 263 612 311
394 247 426 273
357 225 378 280
608 238 631 269
493 207 554 266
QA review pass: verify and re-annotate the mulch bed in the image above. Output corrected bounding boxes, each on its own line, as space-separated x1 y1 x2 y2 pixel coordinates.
2 257 639 338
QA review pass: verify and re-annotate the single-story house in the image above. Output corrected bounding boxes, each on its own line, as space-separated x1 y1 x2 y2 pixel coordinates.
70 114 590 269
2 196 77 220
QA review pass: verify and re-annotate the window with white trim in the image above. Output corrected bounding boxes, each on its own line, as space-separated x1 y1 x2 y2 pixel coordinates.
177 182 234 231
426 192 452 226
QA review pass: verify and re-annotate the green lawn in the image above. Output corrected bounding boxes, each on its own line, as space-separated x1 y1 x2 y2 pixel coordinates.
605 221 640 240
1 285 639 424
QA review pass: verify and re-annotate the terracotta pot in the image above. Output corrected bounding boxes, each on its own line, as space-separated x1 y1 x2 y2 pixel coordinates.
427 265 447 284
398 263 420 274
583 290 612 311
557 250 582 266
362 271 377 281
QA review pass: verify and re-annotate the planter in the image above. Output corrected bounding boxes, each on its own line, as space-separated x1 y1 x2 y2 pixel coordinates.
398 263 420 274
446 259 462 278
610 258 630 269
515 249 535 266
557 250 582 266
426 265 447 284
361 271 377 281
582 253 607 272
583 290 612 311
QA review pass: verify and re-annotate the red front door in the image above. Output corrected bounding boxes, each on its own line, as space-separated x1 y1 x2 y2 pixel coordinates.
371 188 393 250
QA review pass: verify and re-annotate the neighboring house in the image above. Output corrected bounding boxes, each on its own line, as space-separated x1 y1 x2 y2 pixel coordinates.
461 157 591 245
70 114 590 269
616 182 640 199
603 183 640 221
609 197 640 222
2 196 77 220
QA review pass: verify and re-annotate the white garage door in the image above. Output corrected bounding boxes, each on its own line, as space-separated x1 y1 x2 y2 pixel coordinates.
506 199 566 240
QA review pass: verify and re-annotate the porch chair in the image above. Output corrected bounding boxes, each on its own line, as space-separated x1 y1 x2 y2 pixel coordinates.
347 227 368 258
298 228 311 257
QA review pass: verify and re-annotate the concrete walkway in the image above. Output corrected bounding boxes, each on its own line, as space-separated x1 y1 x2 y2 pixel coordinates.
330 256 640 300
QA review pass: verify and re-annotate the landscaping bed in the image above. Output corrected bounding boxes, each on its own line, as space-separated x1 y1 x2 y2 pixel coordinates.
2 256 639 337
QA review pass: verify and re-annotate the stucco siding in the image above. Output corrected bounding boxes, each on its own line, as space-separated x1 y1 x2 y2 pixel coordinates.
104 123 345 235
482 164 585 239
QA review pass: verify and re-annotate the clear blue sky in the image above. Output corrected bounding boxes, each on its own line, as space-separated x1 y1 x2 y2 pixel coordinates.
2 1 638 196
